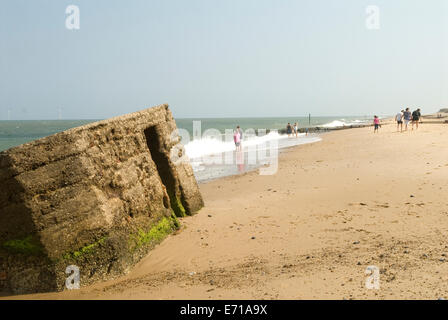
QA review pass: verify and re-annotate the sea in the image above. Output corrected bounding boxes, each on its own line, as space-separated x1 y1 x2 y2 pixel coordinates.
0 116 370 182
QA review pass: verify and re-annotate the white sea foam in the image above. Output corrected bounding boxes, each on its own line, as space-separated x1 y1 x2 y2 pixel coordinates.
184 131 291 159
321 119 368 128
181 129 323 182
184 130 321 159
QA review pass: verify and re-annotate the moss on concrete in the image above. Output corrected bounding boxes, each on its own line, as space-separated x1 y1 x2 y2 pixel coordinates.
2 236 43 255
170 195 187 217
62 236 107 261
129 213 180 252
170 211 181 229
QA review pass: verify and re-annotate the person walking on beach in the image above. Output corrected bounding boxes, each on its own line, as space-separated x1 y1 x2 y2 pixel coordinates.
293 122 299 138
373 116 381 133
403 108 412 131
395 110 404 132
373 115 381 133
286 123 292 137
233 127 242 151
412 108 421 130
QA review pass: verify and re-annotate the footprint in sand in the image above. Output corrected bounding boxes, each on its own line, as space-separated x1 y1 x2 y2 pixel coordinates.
357 203 368 207
415 203 425 207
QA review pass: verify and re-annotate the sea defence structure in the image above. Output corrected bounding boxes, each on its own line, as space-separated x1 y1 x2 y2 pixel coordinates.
0 104 203 294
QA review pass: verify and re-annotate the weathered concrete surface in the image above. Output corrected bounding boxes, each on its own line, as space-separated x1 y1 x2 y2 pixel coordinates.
0 104 203 294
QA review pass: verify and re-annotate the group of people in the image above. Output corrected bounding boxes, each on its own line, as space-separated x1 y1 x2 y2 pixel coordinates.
233 121 305 151
394 108 421 132
286 122 300 138
374 108 422 133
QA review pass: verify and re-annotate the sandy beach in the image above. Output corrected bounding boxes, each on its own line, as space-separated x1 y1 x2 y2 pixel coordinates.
3 119 448 300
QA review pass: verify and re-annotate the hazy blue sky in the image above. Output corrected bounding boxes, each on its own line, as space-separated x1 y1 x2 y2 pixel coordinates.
0 0 447 119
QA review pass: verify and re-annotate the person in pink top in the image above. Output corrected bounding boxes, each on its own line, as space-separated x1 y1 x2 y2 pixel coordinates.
233 127 242 151
373 115 381 133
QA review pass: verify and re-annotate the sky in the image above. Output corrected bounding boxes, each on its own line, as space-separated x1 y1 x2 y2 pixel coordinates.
0 0 447 119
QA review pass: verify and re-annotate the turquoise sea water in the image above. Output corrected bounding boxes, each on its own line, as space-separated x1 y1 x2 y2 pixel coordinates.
0 120 95 152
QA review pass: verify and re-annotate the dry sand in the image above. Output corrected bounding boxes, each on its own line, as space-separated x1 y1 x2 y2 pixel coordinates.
4 120 448 300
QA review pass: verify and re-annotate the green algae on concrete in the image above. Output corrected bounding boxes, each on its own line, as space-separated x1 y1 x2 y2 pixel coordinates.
129 214 180 252
62 236 107 261
2 236 43 255
170 194 187 217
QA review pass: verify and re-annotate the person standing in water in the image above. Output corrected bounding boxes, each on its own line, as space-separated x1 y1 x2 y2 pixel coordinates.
286 123 292 137
373 115 381 133
293 122 299 138
395 110 404 132
234 126 242 151
236 125 243 141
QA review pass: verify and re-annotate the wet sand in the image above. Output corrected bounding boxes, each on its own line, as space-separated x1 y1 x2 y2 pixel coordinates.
4 120 448 300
